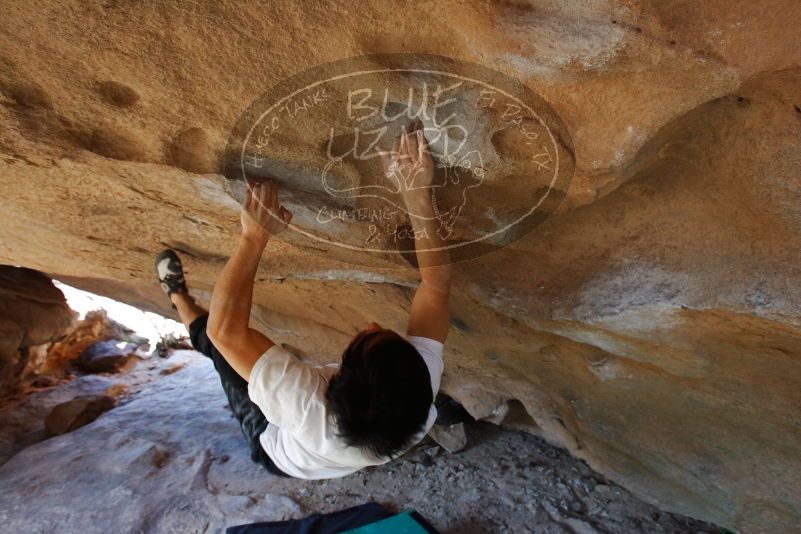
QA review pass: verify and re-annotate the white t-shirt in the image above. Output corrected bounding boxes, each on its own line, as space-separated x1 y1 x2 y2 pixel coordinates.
247 335 444 480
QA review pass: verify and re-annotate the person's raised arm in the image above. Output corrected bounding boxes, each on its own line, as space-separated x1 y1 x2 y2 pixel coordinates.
384 121 453 342
207 181 292 380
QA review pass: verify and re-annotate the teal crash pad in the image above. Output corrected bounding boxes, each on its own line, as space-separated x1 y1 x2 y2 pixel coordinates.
344 510 432 533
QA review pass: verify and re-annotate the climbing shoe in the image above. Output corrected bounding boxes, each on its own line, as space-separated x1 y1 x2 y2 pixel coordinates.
154 249 188 296
434 393 475 426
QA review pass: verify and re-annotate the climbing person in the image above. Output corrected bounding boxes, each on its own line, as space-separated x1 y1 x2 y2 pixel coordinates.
154 122 456 479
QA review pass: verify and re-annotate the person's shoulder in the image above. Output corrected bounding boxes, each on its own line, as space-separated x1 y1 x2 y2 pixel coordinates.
249 344 324 390
405 335 444 355
257 343 294 360
317 363 339 382
258 344 319 367
405 335 445 376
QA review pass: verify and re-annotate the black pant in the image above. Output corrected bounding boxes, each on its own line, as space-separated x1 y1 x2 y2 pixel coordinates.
189 314 290 477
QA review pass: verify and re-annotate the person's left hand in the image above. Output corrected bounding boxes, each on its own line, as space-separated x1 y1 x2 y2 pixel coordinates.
241 180 292 245
381 119 434 198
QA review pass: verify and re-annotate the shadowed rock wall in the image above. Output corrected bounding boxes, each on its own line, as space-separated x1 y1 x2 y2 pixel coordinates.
1 1 800 531
0 266 75 396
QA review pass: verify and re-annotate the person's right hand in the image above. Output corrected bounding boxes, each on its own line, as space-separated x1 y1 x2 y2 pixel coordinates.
381 119 434 197
241 180 292 246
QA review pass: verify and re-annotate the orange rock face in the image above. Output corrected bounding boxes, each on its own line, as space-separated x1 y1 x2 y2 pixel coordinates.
1 1 800 530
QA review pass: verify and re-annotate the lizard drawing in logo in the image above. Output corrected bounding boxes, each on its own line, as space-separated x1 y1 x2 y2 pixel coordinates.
321 119 484 241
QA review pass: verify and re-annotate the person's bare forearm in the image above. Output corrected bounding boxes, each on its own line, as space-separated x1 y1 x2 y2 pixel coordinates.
385 122 452 341
404 191 453 293
205 180 290 379
208 235 267 343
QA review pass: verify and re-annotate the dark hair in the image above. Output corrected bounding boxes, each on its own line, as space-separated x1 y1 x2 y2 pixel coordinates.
325 330 433 459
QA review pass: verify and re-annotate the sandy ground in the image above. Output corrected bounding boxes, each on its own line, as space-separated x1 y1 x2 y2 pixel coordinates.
0 350 721 533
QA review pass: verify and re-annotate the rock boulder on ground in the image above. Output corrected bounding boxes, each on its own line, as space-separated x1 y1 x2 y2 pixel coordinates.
0 351 198 466
45 310 148 374
44 395 116 436
75 339 140 374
